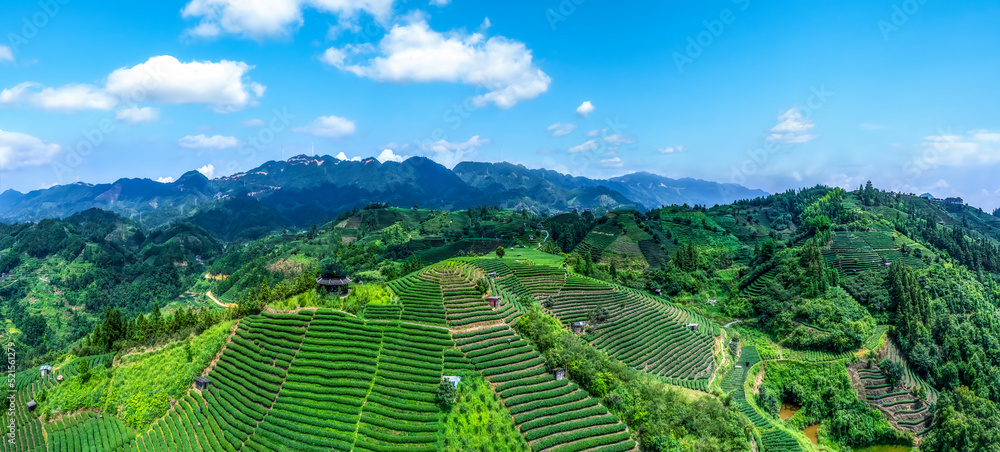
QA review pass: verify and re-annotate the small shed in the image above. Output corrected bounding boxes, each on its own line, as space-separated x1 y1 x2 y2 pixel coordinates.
488 271 497 278
654 289 662 296
40 365 53 378
27 401 37 412
486 296 501 308
686 323 699 332
442 375 461 388
554 368 567 381
317 275 352 296
194 376 211 391
571 321 587 334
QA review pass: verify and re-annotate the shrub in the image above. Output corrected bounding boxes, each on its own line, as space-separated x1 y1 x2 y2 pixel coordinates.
436 380 457 410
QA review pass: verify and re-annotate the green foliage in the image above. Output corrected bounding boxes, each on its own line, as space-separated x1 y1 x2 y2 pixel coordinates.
39 320 234 430
436 380 457 410
78 358 91 384
441 376 529 452
496 246 505 258
515 306 751 451
880 358 904 389
922 386 1000 452
761 361 903 448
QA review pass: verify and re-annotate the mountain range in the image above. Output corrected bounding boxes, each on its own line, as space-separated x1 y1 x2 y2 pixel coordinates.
0 155 767 235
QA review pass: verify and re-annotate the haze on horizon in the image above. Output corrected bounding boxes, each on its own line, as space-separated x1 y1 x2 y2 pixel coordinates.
0 1 998 210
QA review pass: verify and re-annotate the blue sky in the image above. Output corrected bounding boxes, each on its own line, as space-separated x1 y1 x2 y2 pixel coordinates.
1 0 999 210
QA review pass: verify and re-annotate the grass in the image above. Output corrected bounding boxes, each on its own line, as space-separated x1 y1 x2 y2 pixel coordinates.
39 320 235 430
440 376 530 452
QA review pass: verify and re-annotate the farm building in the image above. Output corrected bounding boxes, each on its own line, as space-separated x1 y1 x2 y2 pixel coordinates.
317 275 351 296
654 289 662 296
686 323 699 332
194 376 211 391
571 322 587 334
27 401 37 412
488 271 497 278
486 296 501 308
442 375 461 388
554 368 567 380
40 365 52 377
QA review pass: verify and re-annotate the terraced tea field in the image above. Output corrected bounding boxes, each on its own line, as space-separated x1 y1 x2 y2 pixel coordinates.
721 346 804 452
822 232 884 274
851 341 936 439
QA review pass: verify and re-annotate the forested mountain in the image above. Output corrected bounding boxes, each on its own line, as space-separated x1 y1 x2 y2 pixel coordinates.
5 181 1000 451
0 156 765 234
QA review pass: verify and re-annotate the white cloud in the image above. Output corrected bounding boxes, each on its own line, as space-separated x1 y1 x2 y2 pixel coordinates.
377 148 407 163
179 134 240 150
1 55 264 113
0 129 62 170
919 129 1000 167
106 56 264 113
242 118 266 128
335 151 362 161
156 176 176 183
568 139 601 154
576 101 594 118
600 157 622 168
602 134 634 150
181 0 394 40
767 107 817 143
970 129 1000 142
567 132 635 154
324 19 550 108
196 164 216 178
421 135 488 167
546 122 576 137
0 82 118 112
116 106 160 124
430 0 450 5
292 115 356 138
0 46 13 62
658 146 683 154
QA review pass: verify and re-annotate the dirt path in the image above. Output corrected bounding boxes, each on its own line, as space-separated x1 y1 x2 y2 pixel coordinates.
206 291 235 309
723 320 742 328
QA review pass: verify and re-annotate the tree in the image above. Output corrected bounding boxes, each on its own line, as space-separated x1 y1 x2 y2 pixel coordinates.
78 359 91 383
435 380 457 410
880 358 904 389
589 307 609 324
495 246 505 258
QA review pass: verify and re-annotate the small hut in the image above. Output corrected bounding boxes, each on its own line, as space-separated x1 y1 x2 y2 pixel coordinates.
486 296 501 308
194 377 211 391
442 375 461 388
554 368 567 381
488 271 497 278
40 365 52 378
686 323 699 332
571 322 587 334
27 401 37 412
654 289 662 296
317 275 351 296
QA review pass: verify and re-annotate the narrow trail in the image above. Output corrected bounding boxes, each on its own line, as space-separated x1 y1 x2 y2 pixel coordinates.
723 320 742 328
206 291 235 309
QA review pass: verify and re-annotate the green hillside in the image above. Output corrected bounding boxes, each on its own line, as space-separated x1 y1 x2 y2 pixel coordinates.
7 183 1000 451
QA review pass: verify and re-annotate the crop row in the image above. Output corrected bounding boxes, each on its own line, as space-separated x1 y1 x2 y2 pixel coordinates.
452 321 635 452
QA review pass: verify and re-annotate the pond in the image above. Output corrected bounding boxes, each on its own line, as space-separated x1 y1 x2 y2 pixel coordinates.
778 403 801 420
802 424 819 445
